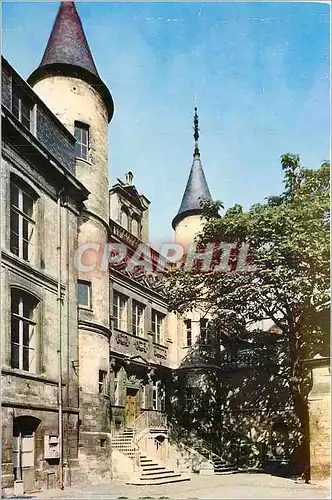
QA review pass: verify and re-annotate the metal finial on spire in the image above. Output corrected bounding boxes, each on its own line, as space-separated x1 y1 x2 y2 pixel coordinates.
194 106 200 156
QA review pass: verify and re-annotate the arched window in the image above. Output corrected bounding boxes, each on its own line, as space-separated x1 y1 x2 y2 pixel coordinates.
121 208 129 231
11 289 39 373
131 217 140 238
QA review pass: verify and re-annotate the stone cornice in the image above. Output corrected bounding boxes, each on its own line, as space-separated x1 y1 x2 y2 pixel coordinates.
2 249 65 294
78 319 111 339
2 399 79 414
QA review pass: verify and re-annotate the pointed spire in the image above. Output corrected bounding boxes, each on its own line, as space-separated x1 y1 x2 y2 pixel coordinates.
39 1 98 76
172 106 212 229
28 1 113 121
193 106 200 156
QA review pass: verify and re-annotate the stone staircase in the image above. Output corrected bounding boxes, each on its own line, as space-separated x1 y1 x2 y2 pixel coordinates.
195 446 237 474
171 428 238 475
112 428 190 485
111 428 137 458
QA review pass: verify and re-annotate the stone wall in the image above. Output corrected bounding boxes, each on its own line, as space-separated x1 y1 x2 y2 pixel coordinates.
1 61 84 493
307 357 330 480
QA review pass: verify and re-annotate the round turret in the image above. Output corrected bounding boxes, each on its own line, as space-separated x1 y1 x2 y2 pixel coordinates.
172 107 212 246
27 1 112 432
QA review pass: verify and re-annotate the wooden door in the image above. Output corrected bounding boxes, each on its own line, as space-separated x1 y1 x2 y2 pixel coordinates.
125 389 138 427
13 433 36 492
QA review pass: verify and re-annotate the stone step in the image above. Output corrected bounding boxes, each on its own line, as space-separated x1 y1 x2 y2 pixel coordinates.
141 469 175 476
214 469 239 476
140 472 182 480
214 466 235 472
113 441 134 443
141 466 166 472
126 475 190 486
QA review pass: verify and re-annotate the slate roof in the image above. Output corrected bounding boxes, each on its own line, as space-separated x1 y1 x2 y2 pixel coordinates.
172 108 212 229
172 152 212 229
28 1 114 121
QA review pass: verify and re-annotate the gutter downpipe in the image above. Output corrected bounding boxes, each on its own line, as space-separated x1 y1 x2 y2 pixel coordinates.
57 190 64 490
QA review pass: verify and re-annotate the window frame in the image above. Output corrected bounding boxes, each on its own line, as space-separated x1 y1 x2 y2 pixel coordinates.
11 82 35 133
10 182 36 263
200 318 209 344
152 310 165 345
10 290 38 373
98 369 107 395
74 121 90 161
132 300 145 337
185 319 192 347
77 280 91 310
113 292 128 332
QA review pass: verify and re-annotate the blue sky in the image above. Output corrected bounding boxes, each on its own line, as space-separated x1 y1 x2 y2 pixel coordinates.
2 1 330 246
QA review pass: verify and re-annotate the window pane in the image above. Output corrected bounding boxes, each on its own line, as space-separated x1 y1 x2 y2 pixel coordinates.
10 209 19 234
81 129 88 147
81 145 88 159
78 282 90 307
23 322 30 346
23 346 30 371
11 293 20 315
74 127 81 141
23 218 29 240
75 141 82 158
11 317 20 343
23 295 35 320
11 184 19 208
23 193 33 218
99 370 107 394
10 232 19 256
11 343 20 369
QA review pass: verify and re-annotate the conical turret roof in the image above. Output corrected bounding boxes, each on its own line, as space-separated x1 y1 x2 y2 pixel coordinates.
172 108 212 229
28 1 113 121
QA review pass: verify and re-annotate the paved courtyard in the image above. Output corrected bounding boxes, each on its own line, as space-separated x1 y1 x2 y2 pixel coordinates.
9 473 330 500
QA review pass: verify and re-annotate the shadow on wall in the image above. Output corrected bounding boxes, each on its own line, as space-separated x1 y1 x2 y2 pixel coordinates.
166 328 306 477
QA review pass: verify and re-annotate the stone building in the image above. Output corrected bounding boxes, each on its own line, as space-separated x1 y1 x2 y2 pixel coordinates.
1 56 88 493
1 1 329 494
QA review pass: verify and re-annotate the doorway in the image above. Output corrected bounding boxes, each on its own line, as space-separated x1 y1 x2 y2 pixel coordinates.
125 387 139 427
13 416 40 493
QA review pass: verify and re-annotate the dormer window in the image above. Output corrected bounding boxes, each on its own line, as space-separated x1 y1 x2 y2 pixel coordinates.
74 121 89 160
12 83 34 133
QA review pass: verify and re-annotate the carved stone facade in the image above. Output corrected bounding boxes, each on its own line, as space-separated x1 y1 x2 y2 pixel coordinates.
2 2 329 494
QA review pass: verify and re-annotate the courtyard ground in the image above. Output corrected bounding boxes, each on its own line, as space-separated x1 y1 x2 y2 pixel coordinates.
8 473 330 499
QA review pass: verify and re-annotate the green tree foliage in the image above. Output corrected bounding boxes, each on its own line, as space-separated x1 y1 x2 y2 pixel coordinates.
165 154 330 476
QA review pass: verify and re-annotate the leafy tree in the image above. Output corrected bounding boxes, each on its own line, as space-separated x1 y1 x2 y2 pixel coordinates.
165 154 330 479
